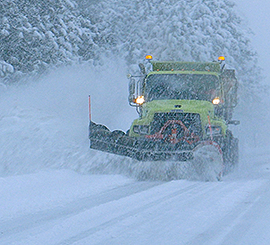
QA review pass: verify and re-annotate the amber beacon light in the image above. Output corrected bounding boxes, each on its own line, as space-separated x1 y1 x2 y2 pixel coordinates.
218 56 225 61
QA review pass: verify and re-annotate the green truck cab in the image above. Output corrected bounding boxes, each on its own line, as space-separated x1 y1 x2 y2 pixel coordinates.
129 58 238 135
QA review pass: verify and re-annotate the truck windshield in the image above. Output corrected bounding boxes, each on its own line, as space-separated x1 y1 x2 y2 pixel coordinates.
144 74 219 102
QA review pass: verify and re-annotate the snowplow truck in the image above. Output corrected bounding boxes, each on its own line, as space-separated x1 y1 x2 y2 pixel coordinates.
89 56 239 174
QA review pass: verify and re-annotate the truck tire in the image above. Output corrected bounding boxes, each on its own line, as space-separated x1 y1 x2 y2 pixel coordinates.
231 137 239 168
223 130 239 173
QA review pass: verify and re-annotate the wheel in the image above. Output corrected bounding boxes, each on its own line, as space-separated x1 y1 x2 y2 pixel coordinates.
193 142 224 181
231 137 239 168
223 130 239 173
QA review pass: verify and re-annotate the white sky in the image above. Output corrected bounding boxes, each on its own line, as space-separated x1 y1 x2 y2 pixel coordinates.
233 0 270 84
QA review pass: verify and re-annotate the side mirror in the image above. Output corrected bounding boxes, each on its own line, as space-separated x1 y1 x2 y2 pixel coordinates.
128 77 136 104
228 120 240 125
138 63 146 75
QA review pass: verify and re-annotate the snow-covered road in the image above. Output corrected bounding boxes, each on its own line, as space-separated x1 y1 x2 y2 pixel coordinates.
1 64 270 244
1 155 270 245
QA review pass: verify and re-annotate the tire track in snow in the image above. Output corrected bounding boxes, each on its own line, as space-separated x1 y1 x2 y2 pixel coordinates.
1 180 203 245
59 180 265 245
0 181 161 240
1 177 260 245
56 181 221 245
185 180 270 245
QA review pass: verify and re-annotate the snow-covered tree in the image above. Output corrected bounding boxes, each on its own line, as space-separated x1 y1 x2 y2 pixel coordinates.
86 0 261 99
0 0 98 80
0 0 262 100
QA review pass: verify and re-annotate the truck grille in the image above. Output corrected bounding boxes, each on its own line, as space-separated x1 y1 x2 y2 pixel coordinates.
150 112 202 136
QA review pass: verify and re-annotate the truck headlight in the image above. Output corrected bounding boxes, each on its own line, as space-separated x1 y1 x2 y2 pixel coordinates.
135 96 145 105
212 97 220 105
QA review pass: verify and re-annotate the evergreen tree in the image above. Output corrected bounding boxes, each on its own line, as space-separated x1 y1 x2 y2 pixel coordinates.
0 0 262 100
87 0 261 98
0 0 98 80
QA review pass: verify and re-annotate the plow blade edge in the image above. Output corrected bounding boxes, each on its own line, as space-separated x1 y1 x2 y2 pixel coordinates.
89 121 194 161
